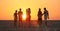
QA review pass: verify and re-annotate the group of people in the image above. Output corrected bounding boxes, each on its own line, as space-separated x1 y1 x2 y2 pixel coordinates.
37 8 49 26
14 8 31 26
14 7 49 26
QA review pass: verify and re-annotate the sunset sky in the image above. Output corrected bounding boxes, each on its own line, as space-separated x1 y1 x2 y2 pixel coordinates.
0 0 60 20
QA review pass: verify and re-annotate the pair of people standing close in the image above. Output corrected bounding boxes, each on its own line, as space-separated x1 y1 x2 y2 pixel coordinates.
14 8 23 26
26 8 31 22
37 8 49 26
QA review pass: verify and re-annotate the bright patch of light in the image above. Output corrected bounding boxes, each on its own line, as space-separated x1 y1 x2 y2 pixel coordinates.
22 14 26 20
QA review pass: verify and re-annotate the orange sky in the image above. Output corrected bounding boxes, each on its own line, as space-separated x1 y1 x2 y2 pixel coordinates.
0 0 60 20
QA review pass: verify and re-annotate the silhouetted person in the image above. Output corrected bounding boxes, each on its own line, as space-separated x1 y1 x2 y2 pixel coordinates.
28 8 31 21
26 8 31 22
37 8 43 26
14 10 17 26
26 9 28 21
26 8 31 27
43 8 49 26
18 8 23 22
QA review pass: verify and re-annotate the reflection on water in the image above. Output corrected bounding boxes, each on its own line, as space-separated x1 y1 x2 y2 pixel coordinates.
17 21 42 31
20 20 39 27
0 20 60 31
31 21 39 27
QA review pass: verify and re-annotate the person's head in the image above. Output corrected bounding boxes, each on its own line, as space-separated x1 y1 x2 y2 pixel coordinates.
15 10 17 12
39 8 41 11
19 8 22 11
28 8 31 10
26 9 28 11
44 7 46 10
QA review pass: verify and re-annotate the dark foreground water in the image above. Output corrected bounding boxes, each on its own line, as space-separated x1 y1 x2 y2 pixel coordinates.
0 20 60 31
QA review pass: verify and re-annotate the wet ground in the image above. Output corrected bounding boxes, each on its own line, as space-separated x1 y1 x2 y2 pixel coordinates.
0 20 60 31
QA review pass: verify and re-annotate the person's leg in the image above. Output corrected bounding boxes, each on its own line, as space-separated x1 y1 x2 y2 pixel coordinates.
40 18 42 24
19 17 21 27
38 18 41 26
38 21 40 26
14 20 15 26
14 20 17 27
45 18 47 26
44 17 48 31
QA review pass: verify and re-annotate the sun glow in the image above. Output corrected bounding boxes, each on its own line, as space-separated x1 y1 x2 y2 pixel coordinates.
22 14 26 20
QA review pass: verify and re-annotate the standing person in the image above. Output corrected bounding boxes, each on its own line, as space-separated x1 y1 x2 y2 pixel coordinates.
14 10 17 26
18 8 23 23
26 8 31 22
26 9 28 21
26 8 31 27
28 8 31 21
43 8 49 26
37 8 43 26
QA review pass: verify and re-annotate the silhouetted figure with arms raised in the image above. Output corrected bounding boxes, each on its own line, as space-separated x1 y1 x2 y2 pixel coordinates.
14 10 17 27
43 8 49 26
37 8 43 26
18 8 23 23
